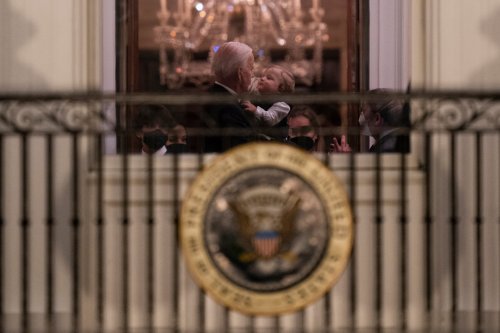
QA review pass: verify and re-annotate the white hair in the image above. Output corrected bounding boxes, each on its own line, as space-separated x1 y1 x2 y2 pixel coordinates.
367 89 407 126
211 42 253 83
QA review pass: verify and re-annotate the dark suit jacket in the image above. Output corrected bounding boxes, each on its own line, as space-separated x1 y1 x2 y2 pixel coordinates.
203 83 256 153
369 128 410 153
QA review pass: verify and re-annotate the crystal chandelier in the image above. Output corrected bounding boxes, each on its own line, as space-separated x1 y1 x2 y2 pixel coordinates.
154 0 328 89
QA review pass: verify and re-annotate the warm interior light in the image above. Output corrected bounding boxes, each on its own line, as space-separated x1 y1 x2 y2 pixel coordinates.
155 0 327 89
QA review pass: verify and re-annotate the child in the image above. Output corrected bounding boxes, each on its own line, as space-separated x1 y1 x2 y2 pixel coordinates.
241 65 295 127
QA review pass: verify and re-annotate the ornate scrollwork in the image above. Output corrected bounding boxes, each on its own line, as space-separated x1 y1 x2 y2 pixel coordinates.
437 99 472 130
484 101 500 130
2 101 47 132
1 94 500 134
412 97 500 131
0 100 117 133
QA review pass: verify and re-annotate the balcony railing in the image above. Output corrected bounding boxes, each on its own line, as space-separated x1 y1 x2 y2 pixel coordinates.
0 92 499 333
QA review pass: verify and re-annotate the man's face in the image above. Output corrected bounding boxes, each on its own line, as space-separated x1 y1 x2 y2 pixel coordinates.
360 103 380 135
239 56 254 93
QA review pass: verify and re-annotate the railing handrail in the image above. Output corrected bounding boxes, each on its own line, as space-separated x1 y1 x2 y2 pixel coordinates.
1 90 500 103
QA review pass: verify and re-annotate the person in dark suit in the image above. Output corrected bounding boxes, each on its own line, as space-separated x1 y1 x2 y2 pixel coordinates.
203 41 257 153
330 89 410 153
362 89 410 153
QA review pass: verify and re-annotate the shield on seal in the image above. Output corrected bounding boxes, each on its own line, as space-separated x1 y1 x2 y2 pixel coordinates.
252 230 281 258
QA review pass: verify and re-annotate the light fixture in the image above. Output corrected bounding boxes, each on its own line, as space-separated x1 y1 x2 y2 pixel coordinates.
155 0 328 89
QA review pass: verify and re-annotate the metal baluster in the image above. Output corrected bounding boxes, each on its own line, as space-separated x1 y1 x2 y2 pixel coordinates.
424 133 432 313
450 132 458 318
96 133 105 328
375 152 382 328
71 133 80 327
475 132 483 327
121 128 130 330
146 152 154 328
349 144 357 329
21 133 29 327
400 151 408 329
323 133 331 329
0 135 3 318
172 152 180 330
197 151 206 329
46 134 54 320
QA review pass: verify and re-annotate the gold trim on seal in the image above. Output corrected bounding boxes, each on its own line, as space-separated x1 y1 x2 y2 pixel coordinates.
180 142 353 316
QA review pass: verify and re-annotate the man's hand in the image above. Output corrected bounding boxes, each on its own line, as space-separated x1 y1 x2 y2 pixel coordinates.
330 135 352 153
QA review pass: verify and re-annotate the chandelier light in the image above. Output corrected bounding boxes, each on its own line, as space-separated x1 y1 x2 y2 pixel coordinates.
155 0 328 89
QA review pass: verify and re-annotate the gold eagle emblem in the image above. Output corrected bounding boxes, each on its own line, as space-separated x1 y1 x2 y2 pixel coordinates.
228 186 301 259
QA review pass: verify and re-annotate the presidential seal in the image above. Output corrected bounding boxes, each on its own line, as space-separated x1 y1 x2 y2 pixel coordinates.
180 143 353 315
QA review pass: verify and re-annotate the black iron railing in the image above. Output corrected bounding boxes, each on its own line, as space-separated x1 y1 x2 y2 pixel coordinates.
0 92 499 333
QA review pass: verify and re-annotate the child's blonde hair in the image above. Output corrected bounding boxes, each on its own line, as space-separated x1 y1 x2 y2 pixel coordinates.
265 65 295 93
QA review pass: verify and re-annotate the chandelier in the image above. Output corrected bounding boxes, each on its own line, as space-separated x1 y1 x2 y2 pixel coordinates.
154 0 328 89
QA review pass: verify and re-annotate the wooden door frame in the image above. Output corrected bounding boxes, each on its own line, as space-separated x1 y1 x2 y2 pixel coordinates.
347 0 370 151
119 0 368 153
117 0 139 153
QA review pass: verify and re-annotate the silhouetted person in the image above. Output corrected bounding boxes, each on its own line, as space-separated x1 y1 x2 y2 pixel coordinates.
135 106 175 155
286 105 322 152
203 41 256 153
331 89 410 153
165 123 188 154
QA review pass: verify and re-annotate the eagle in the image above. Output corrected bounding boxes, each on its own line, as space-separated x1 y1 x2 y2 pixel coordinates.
228 189 301 259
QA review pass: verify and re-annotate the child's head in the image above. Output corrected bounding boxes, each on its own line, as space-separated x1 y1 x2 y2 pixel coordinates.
256 65 295 94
